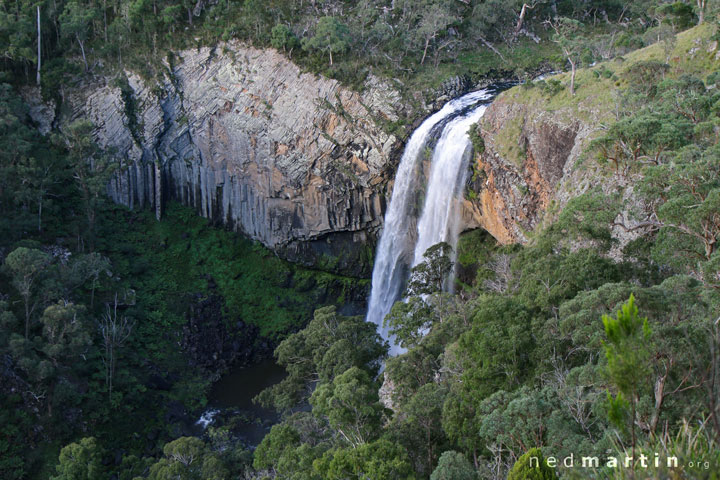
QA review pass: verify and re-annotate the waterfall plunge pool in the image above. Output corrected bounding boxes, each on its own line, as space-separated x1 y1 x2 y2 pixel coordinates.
195 359 287 447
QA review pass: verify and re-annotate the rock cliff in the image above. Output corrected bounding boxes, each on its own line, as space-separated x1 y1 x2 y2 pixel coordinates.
462 24 720 246
461 88 598 244
63 44 404 277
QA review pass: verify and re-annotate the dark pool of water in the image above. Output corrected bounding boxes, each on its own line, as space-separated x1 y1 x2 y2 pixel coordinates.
210 358 286 409
199 359 286 447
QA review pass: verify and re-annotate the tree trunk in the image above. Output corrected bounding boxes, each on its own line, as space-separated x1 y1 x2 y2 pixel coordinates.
36 6 41 86
569 58 576 95
24 298 30 339
329 49 333 66
90 277 96 309
697 0 705 24
103 0 108 43
37 193 42 232
421 37 430 65
514 3 530 38
77 35 88 71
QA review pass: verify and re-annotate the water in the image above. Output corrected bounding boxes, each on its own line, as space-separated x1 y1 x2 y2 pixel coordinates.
411 105 489 278
366 89 496 354
196 359 286 446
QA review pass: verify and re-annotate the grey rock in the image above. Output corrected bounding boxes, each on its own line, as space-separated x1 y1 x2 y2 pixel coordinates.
65 44 404 277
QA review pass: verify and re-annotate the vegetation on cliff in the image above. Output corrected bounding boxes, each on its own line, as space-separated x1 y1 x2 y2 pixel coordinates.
1 0 707 100
1 1 720 479
0 101 364 477
237 16 720 480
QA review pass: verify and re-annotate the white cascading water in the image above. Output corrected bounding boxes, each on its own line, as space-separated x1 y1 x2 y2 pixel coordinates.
410 104 489 277
366 89 495 354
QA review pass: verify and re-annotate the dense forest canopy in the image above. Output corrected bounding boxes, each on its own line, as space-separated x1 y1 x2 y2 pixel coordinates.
1 0 720 479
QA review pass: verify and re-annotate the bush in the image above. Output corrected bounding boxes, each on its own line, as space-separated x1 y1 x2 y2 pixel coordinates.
508 448 558 480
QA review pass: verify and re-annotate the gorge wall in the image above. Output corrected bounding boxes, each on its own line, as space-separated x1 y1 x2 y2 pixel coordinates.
61 44 406 277
461 89 597 244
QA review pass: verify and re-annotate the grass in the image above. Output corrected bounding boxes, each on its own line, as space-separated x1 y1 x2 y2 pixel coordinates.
500 23 720 125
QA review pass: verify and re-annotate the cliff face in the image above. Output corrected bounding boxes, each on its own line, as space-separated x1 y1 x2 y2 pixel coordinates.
64 44 404 277
462 92 596 244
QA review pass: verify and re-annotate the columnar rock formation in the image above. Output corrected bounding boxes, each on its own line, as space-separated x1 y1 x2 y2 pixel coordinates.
64 44 404 277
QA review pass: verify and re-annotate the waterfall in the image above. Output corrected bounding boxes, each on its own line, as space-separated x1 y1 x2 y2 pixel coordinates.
366 89 495 354
411 105 489 277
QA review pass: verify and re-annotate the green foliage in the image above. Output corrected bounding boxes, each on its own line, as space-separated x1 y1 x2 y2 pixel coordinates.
315 439 416 480
430 450 475 480
0 393 32 479
390 383 447 474
468 123 485 155
602 295 653 452
507 447 558 480
384 296 433 350
256 306 387 411
51 437 104 480
310 366 385 447
302 17 351 66
406 242 454 296
146 437 229 480
271 24 299 53
3 246 51 337
657 2 697 29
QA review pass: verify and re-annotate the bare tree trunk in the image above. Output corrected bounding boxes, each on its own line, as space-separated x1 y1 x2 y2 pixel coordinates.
77 35 88 71
36 6 41 86
37 194 42 232
514 3 529 36
697 0 705 24
24 298 30 339
478 35 505 61
103 0 108 43
421 37 430 65
329 49 333 66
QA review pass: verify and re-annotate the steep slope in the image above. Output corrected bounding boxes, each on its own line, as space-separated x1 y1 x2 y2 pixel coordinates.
463 23 720 244
57 43 405 277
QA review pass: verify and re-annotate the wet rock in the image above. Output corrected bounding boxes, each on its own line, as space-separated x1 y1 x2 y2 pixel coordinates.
180 285 263 373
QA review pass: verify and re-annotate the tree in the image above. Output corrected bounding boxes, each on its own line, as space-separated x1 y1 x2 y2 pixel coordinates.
638 146 720 284
310 366 385 447
51 437 104 480
73 252 111 308
255 306 387 411
4 247 51 338
0 84 51 235
271 24 299 54
507 447 558 480
40 301 92 368
415 1 458 66
406 242 454 296
0 2 36 72
547 17 584 95
98 296 134 400
252 424 301 473
147 437 229 480
302 16 350 66
430 451 476 480
392 383 447 474
384 296 433 349
52 119 115 251
316 439 416 480
59 1 98 71
602 294 653 465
